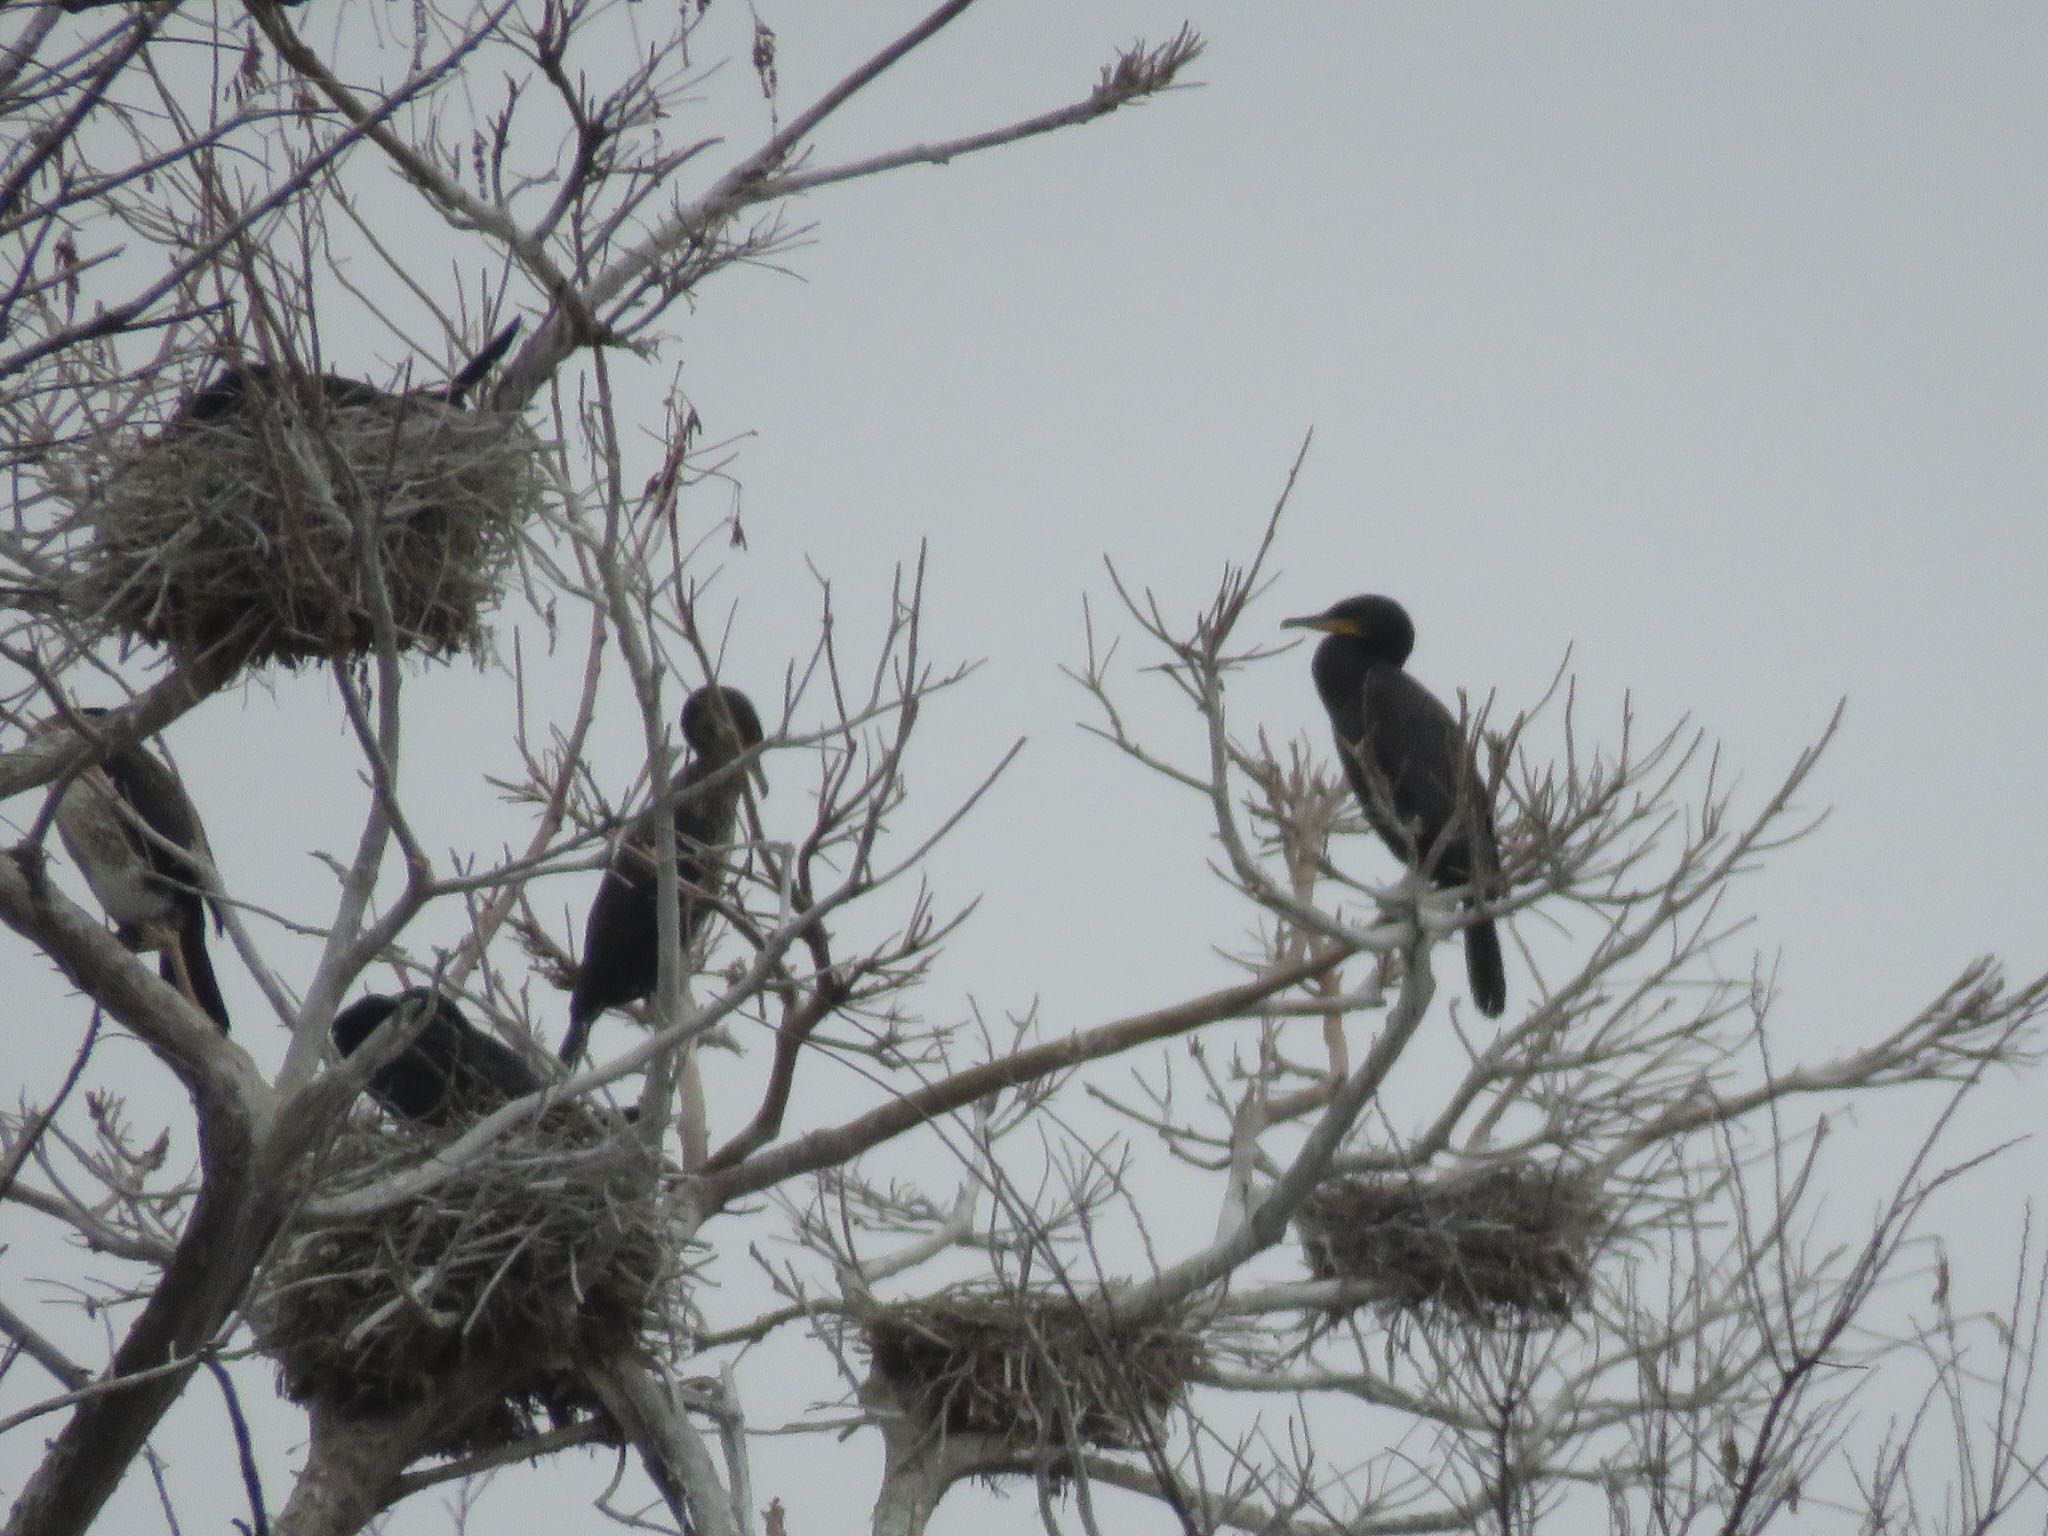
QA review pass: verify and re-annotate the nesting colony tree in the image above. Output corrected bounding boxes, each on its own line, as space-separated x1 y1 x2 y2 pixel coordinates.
1 8 2045 1536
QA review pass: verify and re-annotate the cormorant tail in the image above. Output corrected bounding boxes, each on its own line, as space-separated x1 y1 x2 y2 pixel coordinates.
559 1005 593 1069
164 905 231 1032
1464 916 1506 1020
441 319 522 406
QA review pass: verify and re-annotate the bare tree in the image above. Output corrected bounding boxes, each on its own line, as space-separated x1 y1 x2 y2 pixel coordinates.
1 6 2044 1536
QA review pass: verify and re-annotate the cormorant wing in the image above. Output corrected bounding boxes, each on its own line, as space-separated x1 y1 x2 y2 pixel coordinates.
1354 669 1496 889
95 744 217 911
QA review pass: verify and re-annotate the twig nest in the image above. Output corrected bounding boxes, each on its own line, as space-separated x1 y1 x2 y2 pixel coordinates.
861 1291 1202 1453
57 368 543 668
1297 1162 1606 1325
253 1107 692 1453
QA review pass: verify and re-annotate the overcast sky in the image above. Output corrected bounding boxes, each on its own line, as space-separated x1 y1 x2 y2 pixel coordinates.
6 2 2047 1531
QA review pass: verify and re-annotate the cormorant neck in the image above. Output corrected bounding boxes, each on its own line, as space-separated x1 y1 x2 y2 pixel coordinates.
1310 633 1398 706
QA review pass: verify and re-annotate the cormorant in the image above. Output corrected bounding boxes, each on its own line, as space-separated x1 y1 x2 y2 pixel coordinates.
181 367 390 423
1282 594 1507 1018
559 685 766 1068
53 709 231 1030
332 988 544 1127
181 320 521 423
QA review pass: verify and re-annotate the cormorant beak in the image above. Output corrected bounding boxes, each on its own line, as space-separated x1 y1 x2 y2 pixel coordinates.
1281 613 1354 636
748 759 769 797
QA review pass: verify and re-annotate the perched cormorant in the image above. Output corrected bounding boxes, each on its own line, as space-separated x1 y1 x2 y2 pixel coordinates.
1283 595 1507 1018
559 685 766 1068
332 989 544 1127
52 709 231 1031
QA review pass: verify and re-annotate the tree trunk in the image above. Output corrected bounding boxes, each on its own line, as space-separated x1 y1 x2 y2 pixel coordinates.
273 1358 537 1536
6 1129 283 1536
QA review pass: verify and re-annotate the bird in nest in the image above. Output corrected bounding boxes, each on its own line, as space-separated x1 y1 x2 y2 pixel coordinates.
559 685 767 1068
1283 594 1507 1018
332 989 545 1128
52 708 231 1030
177 319 522 423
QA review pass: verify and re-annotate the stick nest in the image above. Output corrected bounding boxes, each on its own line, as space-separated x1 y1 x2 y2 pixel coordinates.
1297 1162 1606 1324
58 377 543 667
253 1106 691 1454
862 1292 1202 1453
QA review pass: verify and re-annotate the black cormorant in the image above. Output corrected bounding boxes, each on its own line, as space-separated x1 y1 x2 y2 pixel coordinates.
52 709 231 1030
332 989 543 1127
559 685 766 1067
181 320 521 423
1283 594 1507 1018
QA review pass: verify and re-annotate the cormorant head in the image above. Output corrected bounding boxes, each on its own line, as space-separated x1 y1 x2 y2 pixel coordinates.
1282 594 1416 665
334 987 470 1048
681 685 768 790
332 990 412 1055
181 365 263 425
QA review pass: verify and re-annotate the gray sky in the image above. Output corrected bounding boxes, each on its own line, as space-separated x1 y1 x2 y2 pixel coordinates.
6 2 2047 1530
